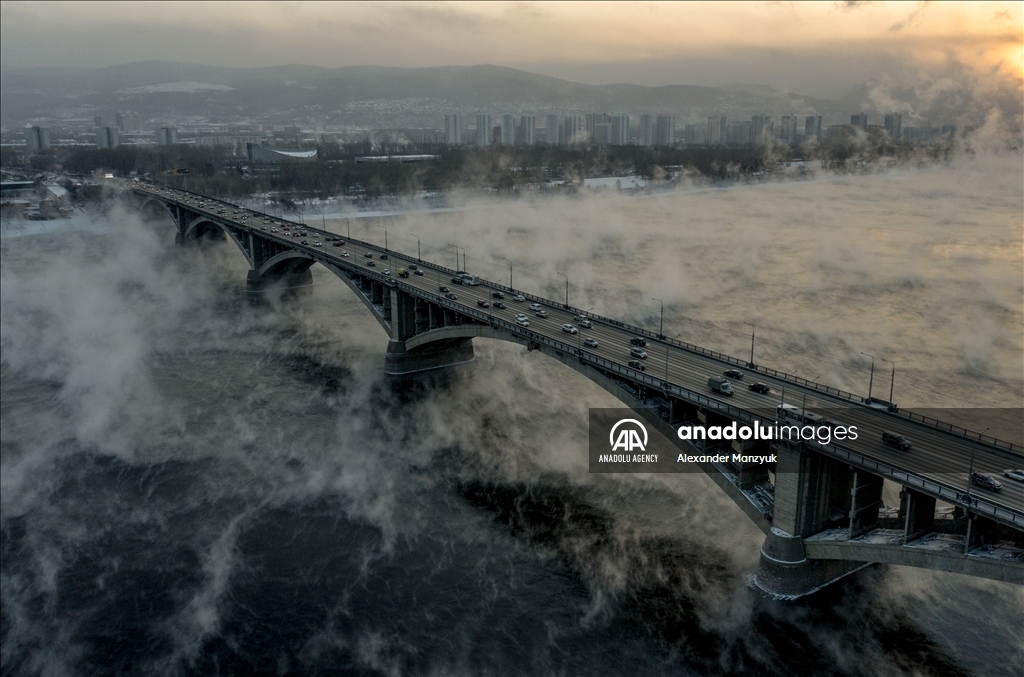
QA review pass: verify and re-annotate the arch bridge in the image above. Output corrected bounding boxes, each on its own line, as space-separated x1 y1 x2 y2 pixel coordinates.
133 185 1024 599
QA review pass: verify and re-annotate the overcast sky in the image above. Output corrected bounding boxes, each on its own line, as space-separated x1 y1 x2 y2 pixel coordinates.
1 1 1021 98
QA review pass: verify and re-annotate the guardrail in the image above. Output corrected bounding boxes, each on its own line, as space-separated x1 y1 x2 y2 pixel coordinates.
135 185 1020 453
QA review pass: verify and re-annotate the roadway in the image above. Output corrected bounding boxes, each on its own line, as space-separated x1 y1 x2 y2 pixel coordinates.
138 185 1024 522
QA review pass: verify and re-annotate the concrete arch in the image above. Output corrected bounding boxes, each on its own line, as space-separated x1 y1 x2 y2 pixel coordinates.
320 261 392 335
258 250 315 279
404 324 527 351
139 196 174 220
183 216 250 262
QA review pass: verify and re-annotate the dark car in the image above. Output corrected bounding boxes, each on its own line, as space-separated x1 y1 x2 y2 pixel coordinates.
492 291 505 299
630 337 647 347
724 369 744 380
970 472 1002 492
301 240 309 245
409 264 418 270
477 300 490 308
627 360 647 371
881 431 912 451
413 269 425 276
364 252 373 258
379 254 388 260
445 292 458 300
335 240 346 245
748 382 771 394
366 261 376 267
451 277 463 284
439 285 449 293
493 301 506 309
332 241 344 247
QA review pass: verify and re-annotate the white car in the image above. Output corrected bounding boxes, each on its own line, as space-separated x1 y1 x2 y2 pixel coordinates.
341 251 349 257
515 313 528 321
579 319 592 328
513 295 525 302
630 347 648 359
535 310 548 318
584 338 599 348
529 303 542 312
1003 469 1024 483
562 324 577 334
313 241 322 247
515 316 530 327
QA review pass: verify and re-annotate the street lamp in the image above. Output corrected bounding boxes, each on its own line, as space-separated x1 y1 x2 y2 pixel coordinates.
882 358 896 405
377 225 388 252
861 352 875 399
446 244 463 271
780 370 797 409
652 298 664 339
801 374 820 419
744 322 755 368
964 427 990 509
557 272 569 308
499 258 513 290
409 233 422 261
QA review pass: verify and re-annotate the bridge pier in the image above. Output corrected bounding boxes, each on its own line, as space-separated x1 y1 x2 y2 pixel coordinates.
384 337 475 375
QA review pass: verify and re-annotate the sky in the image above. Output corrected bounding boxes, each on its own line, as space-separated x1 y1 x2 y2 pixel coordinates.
1 1 1021 98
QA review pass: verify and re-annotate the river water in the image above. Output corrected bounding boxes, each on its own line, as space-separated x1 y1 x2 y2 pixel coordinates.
2 155 1022 676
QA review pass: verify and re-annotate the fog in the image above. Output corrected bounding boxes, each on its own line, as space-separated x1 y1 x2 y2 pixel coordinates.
2 154 1022 674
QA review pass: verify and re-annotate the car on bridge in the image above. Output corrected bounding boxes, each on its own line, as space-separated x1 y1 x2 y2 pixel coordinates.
529 303 542 312
439 285 449 292
413 269 424 276
1002 469 1024 482
628 360 646 371
366 261 376 267
445 292 458 300
493 301 506 309
970 472 1002 492
630 337 647 347
314 241 322 247
383 270 390 276
630 347 648 359
333 241 344 247
261 226 268 230
341 251 349 257
492 291 505 299
562 324 577 334
451 277 463 284
584 338 599 348
301 240 309 245
408 264 417 270
513 295 525 302
748 382 771 394
271 228 278 232
881 431 912 451
515 315 530 327
477 300 490 308
380 254 388 260
579 319 592 328
724 369 744 380
535 310 549 318
364 253 373 258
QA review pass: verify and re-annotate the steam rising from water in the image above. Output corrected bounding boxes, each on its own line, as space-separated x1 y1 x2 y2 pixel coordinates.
2 155 1022 675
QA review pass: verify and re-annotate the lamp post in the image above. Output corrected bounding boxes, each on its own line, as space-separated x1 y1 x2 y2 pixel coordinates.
500 258 513 291
346 217 351 240
861 352 875 400
409 233 421 261
557 272 569 308
801 374 819 419
964 427 990 509
652 298 664 339
781 370 797 409
744 322 755 368
882 358 895 405
377 225 388 252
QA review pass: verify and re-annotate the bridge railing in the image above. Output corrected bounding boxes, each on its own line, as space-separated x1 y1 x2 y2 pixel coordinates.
400 288 1023 529
137 185 1020 453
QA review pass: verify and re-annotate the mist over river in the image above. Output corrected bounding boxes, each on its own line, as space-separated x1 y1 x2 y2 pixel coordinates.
2 156 1022 676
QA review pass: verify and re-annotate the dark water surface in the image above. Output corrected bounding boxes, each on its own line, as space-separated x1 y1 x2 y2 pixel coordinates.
2 174 1022 676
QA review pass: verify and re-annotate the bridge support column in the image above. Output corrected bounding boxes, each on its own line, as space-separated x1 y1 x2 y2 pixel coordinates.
902 488 936 542
754 441 869 599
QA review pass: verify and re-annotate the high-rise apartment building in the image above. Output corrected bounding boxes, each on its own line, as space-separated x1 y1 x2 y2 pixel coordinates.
25 126 50 153
726 121 751 145
884 113 902 141
638 114 654 146
851 114 869 131
609 114 629 145
707 115 727 145
519 115 536 145
116 111 141 133
593 123 611 145
655 115 675 146
544 114 561 144
804 115 823 143
445 114 463 144
779 115 798 144
475 113 492 146
156 127 178 145
751 115 771 145
564 114 584 145
500 114 516 145
96 127 119 149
